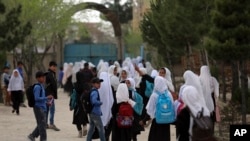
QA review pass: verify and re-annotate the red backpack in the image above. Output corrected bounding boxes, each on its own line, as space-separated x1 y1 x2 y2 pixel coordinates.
116 102 134 128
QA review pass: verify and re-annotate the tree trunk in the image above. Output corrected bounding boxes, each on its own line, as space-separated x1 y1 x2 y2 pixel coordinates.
231 61 239 100
200 48 209 66
222 61 227 102
166 52 176 91
239 60 247 124
186 41 192 70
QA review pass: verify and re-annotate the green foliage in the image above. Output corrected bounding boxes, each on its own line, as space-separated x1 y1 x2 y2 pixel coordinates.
206 0 250 61
0 1 32 52
140 0 214 64
0 51 6 68
16 0 72 40
124 30 143 56
104 0 133 23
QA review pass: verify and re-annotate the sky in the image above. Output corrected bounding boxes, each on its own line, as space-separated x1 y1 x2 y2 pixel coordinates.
64 0 129 22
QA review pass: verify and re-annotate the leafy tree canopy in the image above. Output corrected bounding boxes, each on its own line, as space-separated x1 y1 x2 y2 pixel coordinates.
206 0 250 61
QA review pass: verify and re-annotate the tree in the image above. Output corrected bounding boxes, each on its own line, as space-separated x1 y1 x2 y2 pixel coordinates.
206 0 250 124
4 0 73 85
0 0 32 67
140 0 213 70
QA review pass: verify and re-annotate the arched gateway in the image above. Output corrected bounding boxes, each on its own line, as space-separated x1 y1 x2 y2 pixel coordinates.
69 2 123 60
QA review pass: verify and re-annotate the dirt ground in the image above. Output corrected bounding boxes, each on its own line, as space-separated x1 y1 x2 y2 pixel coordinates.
0 89 176 141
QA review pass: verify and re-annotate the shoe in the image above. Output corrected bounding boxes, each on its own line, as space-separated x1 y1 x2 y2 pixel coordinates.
49 124 60 131
46 124 49 129
78 130 82 138
12 110 15 113
82 129 87 136
27 134 35 141
20 103 27 107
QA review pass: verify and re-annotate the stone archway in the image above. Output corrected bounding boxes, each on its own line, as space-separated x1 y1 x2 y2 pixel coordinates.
69 2 123 60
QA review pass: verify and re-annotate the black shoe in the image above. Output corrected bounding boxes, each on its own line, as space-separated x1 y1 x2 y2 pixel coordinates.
27 134 35 141
12 110 15 113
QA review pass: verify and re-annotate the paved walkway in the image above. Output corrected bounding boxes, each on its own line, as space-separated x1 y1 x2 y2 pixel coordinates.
0 89 176 141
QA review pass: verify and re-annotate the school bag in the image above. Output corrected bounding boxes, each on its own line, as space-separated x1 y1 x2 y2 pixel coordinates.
82 89 98 114
70 89 77 110
189 108 214 140
145 80 154 98
132 91 144 115
155 91 175 124
116 102 134 128
26 84 42 107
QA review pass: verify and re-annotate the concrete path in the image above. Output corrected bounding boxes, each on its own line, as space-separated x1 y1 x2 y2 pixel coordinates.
0 89 176 141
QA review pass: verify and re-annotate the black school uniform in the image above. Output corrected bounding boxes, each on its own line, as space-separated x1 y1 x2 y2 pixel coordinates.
111 102 132 141
176 107 190 141
128 90 144 141
71 83 89 126
148 119 171 141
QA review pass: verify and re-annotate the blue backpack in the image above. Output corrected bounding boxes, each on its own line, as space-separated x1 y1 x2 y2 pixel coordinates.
145 80 154 98
155 91 175 124
132 91 144 115
70 89 77 110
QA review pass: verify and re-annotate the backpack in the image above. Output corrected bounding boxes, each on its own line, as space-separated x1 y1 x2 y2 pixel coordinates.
190 108 214 140
132 91 144 115
26 84 42 107
145 80 154 98
82 89 98 114
116 102 134 128
70 89 77 110
155 91 175 124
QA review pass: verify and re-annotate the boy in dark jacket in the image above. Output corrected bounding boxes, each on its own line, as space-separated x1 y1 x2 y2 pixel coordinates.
45 61 60 131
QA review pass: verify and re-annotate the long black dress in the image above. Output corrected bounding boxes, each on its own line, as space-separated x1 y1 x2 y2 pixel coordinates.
70 83 88 126
148 119 171 141
129 90 145 141
176 107 190 141
64 75 73 94
137 75 153 119
111 102 133 141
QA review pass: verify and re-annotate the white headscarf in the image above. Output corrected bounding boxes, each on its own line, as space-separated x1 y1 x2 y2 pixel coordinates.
108 65 120 91
150 70 158 78
120 67 129 82
146 62 153 75
62 63 73 85
98 72 114 126
199 66 214 112
146 76 173 119
97 59 104 72
114 61 122 74
181 85 210 136
211 76 220 99
182 70 205 103
163 67 175 92
72 62 81 83
135 67 147 88
98 63 109 77
7 69 24 91
116 83 135 107
175 70 206 116
126 78 136 90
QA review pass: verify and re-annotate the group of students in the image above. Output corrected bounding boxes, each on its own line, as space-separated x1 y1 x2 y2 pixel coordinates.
64 57 220 141
1 62 27 115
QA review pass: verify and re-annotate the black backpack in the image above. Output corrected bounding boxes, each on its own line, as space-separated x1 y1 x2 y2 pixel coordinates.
189 108 214 140
26 84 42 107
82 89 99 114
